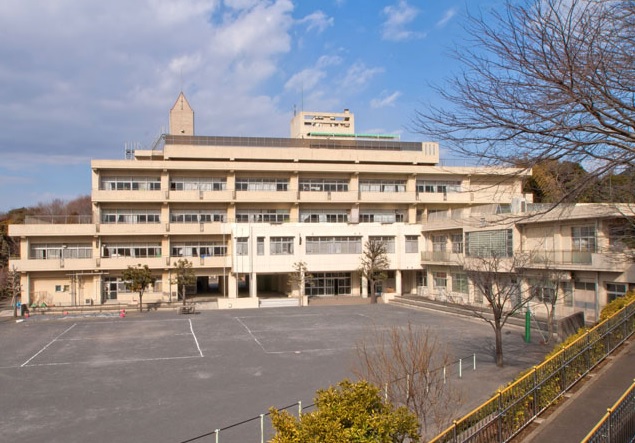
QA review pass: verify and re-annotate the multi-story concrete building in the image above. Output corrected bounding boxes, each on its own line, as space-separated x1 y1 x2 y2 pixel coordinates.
419 203 635 323
10 92 532 309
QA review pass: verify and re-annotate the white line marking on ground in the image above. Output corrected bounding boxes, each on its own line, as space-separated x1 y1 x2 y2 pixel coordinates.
235 317 267 353
21 323 77 367
189 319 204 357
21 355 204 368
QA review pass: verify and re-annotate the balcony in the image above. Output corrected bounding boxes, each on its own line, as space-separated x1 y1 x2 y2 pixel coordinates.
529 250 592 266
166 189 234 203
93 189 165 203
9 258 97 272
527 250 630 271
359 191 416 203
97 223 166 236
421 251 463 264
298 190 358 203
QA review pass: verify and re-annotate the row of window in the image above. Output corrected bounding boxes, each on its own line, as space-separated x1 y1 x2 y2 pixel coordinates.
99 177 463 193
28 236 417 260
99 209 412 224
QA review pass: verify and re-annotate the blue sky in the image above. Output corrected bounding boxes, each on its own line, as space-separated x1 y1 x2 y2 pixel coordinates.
0 0 501 212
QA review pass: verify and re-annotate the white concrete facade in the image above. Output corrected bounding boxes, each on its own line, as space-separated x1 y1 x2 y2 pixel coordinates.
419 204 635 324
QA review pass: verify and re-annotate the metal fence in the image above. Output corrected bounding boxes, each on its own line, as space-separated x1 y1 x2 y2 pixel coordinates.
582 381 635 443
179 354 477 443
429 298 635 443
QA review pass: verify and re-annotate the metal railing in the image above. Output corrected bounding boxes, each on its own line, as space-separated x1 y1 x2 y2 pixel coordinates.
180 354 478 443
24 215 93 224
582 380 635 443
428 298 635 443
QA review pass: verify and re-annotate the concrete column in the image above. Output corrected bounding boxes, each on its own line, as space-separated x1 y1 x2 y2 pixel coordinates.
227 273 237 298
361 276 368 298
395 270 402 294
250 272 258 298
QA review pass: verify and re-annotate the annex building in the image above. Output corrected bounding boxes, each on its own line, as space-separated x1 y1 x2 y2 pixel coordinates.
10 93 635 320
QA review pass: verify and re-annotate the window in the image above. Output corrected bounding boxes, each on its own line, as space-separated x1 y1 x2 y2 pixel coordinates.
417 271 427 287
170 210 226 223
257 237 265 256
236 238 248 256
359 210 404 223
359 180 406 193
452 234 464 253
30 244 92 260
416 180 461 193
369 236 395 253
572 226 596 252
465 229 513 257
101 176 161 191
531 281 557 304
170 177 226 191
305 272 352 296
306 237 362 255
562 282 573 307
299 178 348 192
300 210 348 223
433 272 447 288
235 178 288 191
55 285 70 292
270 237 294 255
235 209 290 223
452 273 468 294
102 243 161 258
606 283 627 303
101 210 160 224
171 242 226 257
405 236 419 253
432 235 447 252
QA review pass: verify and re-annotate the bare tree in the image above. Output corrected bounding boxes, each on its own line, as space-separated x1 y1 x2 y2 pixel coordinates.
123 264 156 312
415 0 635 204
359 239 389 304
353 322 462 439
4 266 21 317
461 252 536 367
171 258 196 306
287 261 313 300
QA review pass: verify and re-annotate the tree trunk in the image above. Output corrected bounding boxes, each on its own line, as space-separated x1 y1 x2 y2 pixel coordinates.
370 280 377 304
11 294 17 318
495 326 504 367
182 284 187 306
138 293 143 312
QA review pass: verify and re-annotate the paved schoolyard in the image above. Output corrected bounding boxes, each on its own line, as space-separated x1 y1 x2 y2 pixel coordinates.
0 304 550 443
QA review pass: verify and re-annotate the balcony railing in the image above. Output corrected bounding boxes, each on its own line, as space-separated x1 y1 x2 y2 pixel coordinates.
530 250 593 265
421 251 462 262
24 215 93 224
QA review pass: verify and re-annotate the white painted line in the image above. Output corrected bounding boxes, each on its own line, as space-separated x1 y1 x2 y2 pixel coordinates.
21 323 77 367
189 319 204 357
235 317 267 353
22 355 204 368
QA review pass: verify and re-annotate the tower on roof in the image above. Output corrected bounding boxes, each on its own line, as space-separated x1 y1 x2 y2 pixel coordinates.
169 92 194 136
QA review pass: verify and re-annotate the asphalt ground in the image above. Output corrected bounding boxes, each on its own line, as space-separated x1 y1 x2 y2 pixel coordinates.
0 304 550 443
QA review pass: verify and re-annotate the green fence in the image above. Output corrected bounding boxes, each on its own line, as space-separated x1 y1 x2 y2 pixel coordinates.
429 298 635 443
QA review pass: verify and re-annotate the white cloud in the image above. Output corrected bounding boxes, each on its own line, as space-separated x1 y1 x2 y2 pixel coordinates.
297 10 334 33
340 62 384 92
370 91 402 109
285 68 327 92
381 0 425 41
436 7 458 28
316 55 343 68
